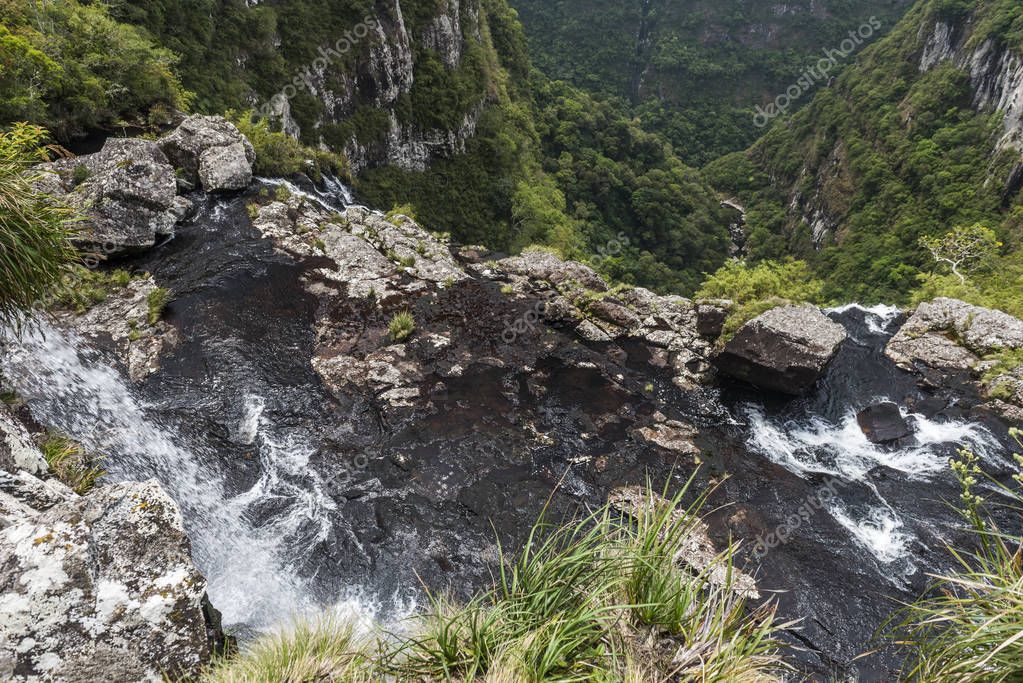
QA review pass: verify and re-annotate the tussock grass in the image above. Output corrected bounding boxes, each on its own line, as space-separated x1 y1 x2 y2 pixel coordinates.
0 124 77 323
895 430 1023 682
147 286 171 325
202 618 380 683
39 433 103 494
388 310 416 342
201 479 788 682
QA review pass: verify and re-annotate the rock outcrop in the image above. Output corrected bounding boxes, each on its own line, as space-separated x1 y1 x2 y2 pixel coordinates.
0 409 224 682
158 115 255 192
886 298 1023 423
34 115 253 256
714 305 847 395
36 139 179 254
55 275 176 382
251 196 720 410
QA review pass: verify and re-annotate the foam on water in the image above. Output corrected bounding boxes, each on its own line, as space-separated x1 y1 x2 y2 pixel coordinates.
743 401 1002 566
743 404 1001 480
827 500 913 567
0 321 386 634
827 303 904 336
255 175 353 211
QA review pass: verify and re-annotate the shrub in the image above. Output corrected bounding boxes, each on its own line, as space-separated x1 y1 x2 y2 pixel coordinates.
696 259 825 340
39 433 103 494
0 124 77 323
384 204 417 226
895 433 1023 681
388 310 416 342
230 111 347 181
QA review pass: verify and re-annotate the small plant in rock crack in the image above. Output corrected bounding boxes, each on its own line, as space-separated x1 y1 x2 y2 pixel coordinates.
388 310 415 342
146 287 170 325
39 433 104 494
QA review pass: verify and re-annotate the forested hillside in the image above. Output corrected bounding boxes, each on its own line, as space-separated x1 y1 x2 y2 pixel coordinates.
705 0 1023 308
508 0 916 164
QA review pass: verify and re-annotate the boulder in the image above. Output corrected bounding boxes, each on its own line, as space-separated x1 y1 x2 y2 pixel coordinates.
714 305 847 395
696 299 732 338
497 250 608 293
856 402 914 444
36 139 179 254
886 298 1023 422
0 474 224 682
159 115 255 192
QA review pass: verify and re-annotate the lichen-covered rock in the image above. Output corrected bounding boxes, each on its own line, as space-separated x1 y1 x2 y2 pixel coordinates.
0 476 222 682
36 139 179 254
886 298 1023 422
0 406 46 477
159 115 255 192
886 298 1023 369
55 276 176 382
715 305 847 395
198 141 253 192
497 250 608 293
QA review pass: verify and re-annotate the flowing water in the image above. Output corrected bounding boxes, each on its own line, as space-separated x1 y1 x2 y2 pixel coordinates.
1 181 1019 675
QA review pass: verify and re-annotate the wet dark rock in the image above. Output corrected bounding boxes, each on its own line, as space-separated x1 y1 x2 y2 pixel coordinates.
856 402 913 444
715 305 847 395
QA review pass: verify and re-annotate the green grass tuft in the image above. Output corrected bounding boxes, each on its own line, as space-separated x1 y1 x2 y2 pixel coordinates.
388 310 416 342
146 287 170 325
39 433 103 494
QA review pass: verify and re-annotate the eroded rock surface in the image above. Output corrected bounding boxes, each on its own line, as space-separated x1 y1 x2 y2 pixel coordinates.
251 197 721 418
36 139 179 254
886 298 1023 422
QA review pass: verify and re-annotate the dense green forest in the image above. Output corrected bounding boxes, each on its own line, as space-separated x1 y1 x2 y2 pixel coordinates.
704 0 1023 308
2 0 1022 307
508 0 916 165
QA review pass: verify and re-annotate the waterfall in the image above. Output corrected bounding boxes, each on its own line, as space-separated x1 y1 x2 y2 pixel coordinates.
0 321 379 636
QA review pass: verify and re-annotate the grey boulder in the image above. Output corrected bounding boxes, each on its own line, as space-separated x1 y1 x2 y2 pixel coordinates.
36 138 179 254
159 115 255 192
715 305 847 395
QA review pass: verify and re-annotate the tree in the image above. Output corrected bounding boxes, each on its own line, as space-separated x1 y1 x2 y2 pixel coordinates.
0 124 76 322
920 223 1002 284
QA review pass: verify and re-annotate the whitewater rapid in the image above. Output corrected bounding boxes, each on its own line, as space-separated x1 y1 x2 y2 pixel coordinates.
0 321 394 636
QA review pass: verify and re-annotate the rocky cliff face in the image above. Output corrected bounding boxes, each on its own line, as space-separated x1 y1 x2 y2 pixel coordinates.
262 0 491 173
919 18 1023 176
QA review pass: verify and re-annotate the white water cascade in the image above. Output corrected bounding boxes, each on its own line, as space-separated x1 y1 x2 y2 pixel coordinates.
0 321 384 635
